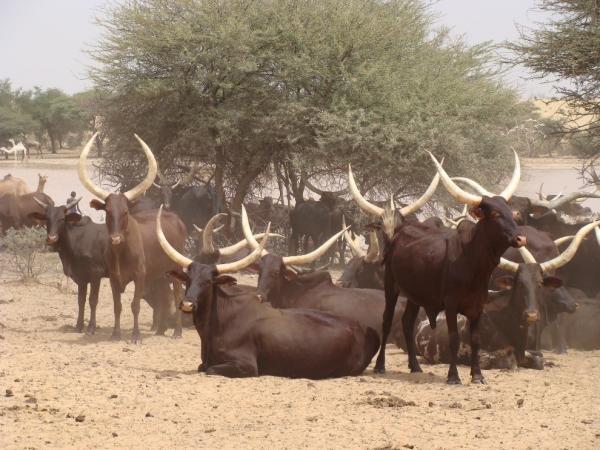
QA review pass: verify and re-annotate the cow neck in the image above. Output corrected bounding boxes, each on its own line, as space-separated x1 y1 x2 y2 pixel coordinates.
279 271 332 306
460 219 510 284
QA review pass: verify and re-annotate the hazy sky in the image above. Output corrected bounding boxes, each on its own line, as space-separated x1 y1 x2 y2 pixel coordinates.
0 0 554 98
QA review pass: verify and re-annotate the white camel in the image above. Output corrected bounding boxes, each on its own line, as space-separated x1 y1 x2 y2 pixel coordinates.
1 139 29 161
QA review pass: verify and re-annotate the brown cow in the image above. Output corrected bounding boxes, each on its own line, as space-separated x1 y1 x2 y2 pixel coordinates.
0 191 54 231
78 133 186 341
156 208 380 378
350 151 527 384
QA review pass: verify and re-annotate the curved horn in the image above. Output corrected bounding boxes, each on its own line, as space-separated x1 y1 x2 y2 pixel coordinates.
78 132 110 200
218 232 284 257
499 150 521 200
202 213 228 255
518 246 537 264
156 205 192 268
595 226 600 248
451 177 495 197
170 180 181 189
540 220 600 273
33 196 49 209
216 224 270 274
343 217 366 258
348 165 384 217
399 170 440 216
241 205 264 253
123 134 158 201
282 227 348 266
303 173 347 196
152 182 161 188
193 223 224 235
554 235 574 247
427 152 482 206
530 189 600 210
65 196 82 211
364 230 380 263
537 183 545 201
498 257 519 273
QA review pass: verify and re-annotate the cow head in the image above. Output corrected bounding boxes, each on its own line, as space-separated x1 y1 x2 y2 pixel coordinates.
79 132 157 247
157 206 268 311
337 226 383 289
30 197 82 245
429 150 527 249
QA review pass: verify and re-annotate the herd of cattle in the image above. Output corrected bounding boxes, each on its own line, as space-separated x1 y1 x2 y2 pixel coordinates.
1 132 599 383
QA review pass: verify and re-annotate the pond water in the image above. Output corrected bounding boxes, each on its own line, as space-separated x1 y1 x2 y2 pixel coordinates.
1 157 598 224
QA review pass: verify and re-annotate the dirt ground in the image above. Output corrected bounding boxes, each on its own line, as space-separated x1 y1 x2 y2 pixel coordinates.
1 262 599 450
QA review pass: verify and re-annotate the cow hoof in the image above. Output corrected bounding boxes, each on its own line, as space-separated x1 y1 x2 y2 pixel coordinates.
131 335 141 344
471 376 486 385
111 331 121 340
373 366 386 374
410 366 423 373
197 363 207 373
446 377 462 385
86 327 96 336
171 333 182 340
75 324 84 333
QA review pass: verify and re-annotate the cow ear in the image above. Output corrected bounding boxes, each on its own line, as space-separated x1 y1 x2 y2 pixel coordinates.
215 275 237 285
494 275 514 290
543 276 563 289
166 270 189 283
283 268 298 281
65 213 82 224
28 212 47 222
469 207 484 220
90 199 105 210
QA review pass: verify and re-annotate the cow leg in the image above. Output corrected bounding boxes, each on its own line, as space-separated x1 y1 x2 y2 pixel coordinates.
172 282 183 339
109 279 122 340
75 283 87 332
468 315 485 384
288 231 298 256
374 277 399 374
446 308 461 385
205 360 258 378
550 317 568 354
131 281 143 344
150 308 157 332
86 279 100 335
402 300 422 373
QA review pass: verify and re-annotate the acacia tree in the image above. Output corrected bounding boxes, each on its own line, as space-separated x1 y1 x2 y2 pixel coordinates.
508 0 600 181
90 0 533 209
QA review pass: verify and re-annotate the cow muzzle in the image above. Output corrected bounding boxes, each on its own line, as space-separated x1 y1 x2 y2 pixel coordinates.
523 310 539 324
47 235 58 245
512 235 527 248
111 234 123 246
179 300 194 313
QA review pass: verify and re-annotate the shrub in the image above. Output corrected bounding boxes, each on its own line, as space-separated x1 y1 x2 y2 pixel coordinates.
0 227 51 280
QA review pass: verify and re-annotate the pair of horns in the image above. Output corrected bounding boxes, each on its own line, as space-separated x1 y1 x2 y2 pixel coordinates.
343 218 379 263
498 220 600 274
156 205 270 273
193 216 282 257
34 195 81 211
348 164 440 217
78 132 157 201
433 150 521 206
242 205 346 265
302 172 348 196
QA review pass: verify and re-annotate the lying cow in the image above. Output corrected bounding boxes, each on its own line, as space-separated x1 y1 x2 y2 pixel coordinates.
156 207 380 379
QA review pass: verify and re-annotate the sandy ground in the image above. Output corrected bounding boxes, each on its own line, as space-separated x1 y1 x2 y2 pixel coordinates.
1 258 600 450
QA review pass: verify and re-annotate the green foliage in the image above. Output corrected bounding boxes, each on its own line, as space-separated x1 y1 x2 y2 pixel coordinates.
0 80 39 143
91 0 534 205
0 227 50 280
508 0 600 163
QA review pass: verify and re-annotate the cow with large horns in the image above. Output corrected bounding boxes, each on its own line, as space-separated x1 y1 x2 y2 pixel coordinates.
452 176 600 297
156 207 380 378
30 196 109 334
337 225 384 289
0 191 54 231
350 150 527 384
78 132 187 341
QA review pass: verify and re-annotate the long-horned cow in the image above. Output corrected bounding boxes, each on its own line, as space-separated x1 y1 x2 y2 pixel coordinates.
78 133 187 341
349 151 527 384
156 208 380 378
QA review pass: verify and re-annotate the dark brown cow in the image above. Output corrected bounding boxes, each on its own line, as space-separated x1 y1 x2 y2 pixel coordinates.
30 197 108 334
453 177 600 297
0 191 54 231
79 133 186 342
350 151 527 384
156 208 379 379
